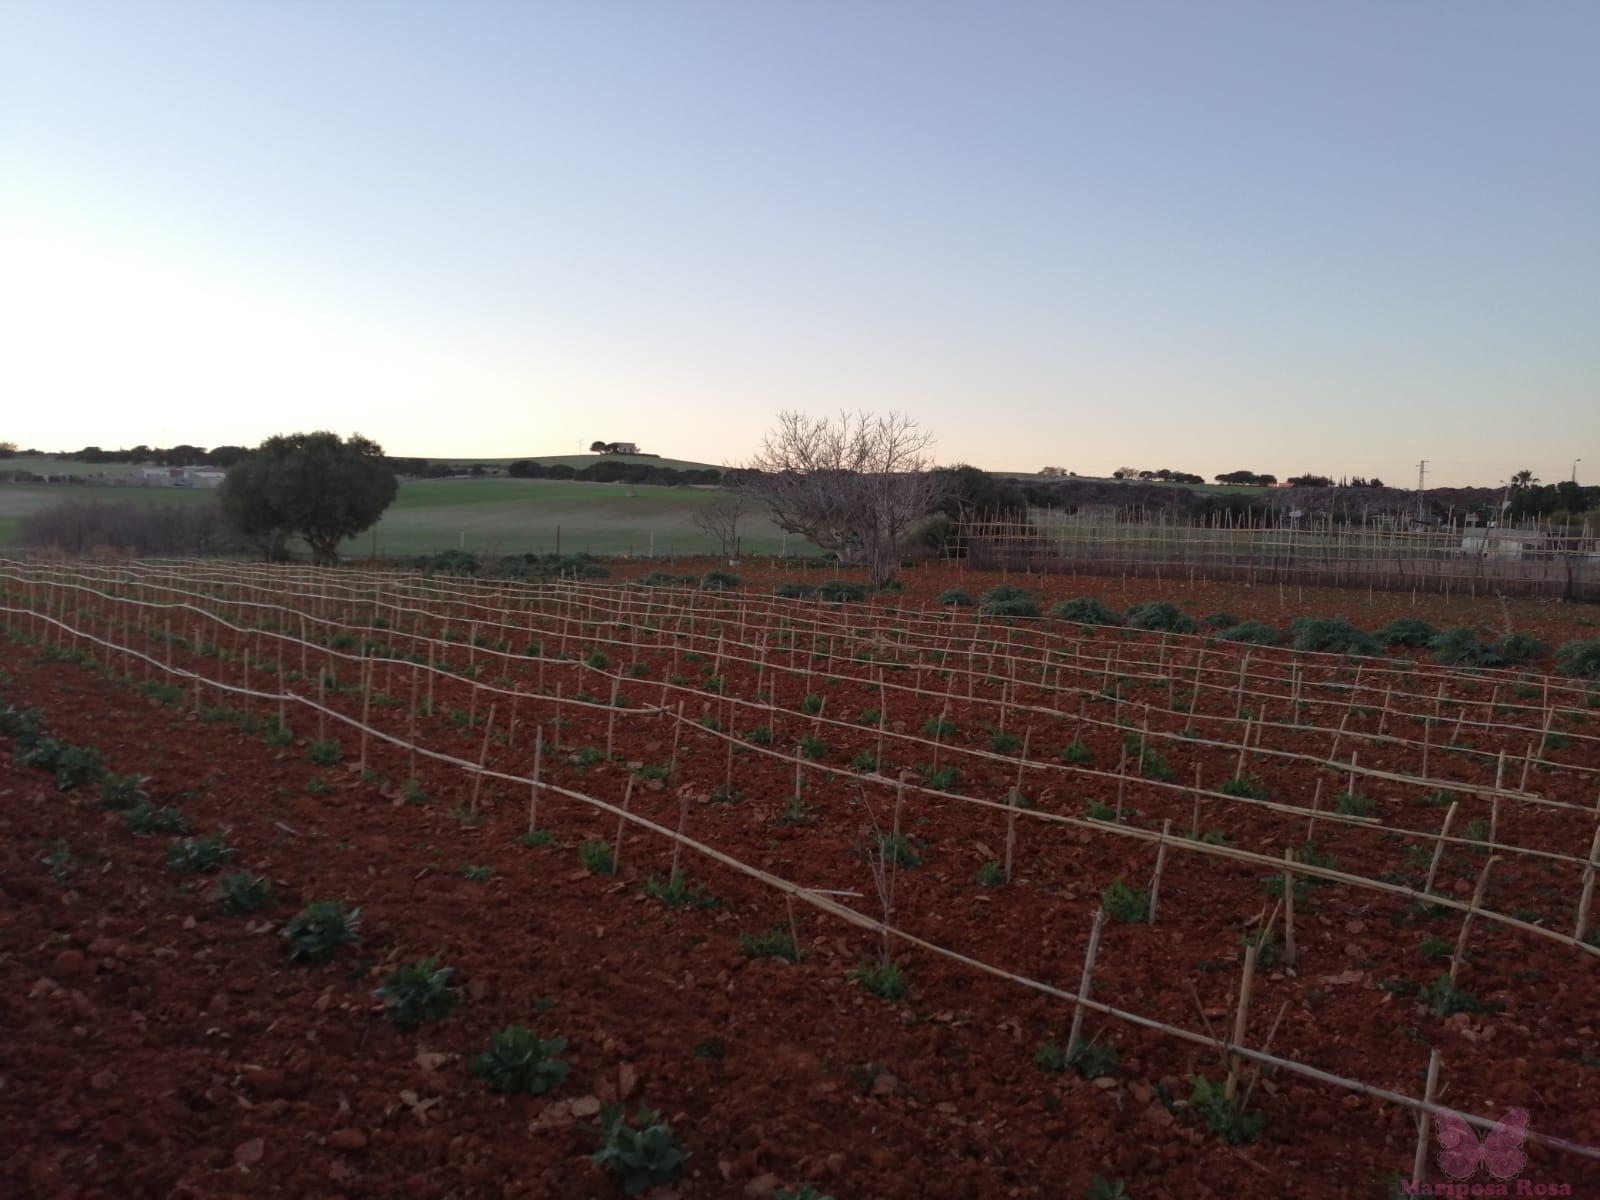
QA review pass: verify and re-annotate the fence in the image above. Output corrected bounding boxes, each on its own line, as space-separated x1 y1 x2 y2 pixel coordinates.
954 512 1600 600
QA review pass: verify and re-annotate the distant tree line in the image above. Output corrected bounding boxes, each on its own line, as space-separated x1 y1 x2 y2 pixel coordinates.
1504 477 1597 521
63 444 252 467
1111 467 1207 484
507 459 724 486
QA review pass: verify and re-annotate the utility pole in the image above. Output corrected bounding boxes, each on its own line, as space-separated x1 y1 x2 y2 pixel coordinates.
1416 459 1428 523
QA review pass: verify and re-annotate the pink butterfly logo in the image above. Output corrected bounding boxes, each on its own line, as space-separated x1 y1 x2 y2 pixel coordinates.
1434 1108 1529 1180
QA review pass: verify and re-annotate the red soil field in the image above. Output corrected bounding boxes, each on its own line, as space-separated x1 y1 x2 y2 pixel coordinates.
2 560 1598 1199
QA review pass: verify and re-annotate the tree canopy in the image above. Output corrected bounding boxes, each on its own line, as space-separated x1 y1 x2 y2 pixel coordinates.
220 431 398 565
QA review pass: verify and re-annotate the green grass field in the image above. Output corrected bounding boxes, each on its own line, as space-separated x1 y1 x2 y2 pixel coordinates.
0 475 806 558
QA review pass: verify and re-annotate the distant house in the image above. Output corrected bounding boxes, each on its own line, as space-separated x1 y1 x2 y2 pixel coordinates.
602 442 639 455
1461 527 1548 559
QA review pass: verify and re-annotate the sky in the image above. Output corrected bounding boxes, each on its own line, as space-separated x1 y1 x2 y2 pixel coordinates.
2 1 1596 487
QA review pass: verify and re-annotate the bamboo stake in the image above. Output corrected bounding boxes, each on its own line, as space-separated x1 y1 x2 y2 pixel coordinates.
469 704 497 815
1448 856 1497 984
1065 909 1108 1055
1412 1050 1443 1189
1149 819 1172 923
1282 847 1297 965
1423 802 1459 896
610 775 635 868
1224 939 1261 1101
527 726 544 834
1574 826 1600 943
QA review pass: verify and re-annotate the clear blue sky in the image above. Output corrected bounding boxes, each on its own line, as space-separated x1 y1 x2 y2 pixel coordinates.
3 0 1596 486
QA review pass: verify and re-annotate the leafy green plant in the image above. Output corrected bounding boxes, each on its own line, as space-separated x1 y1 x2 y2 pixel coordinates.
1187 1074 1263 1143
1083 798 1118 822
981 596 1041 618
801 693 824 714
875 831 925 868
0 703 44 740
850 750 878 772
215 870 274 914
1418 935 1453 961
1420 973 1498 1016
776 795 817 826
1087 1177 1130 1200
774 1187 836 1200
282 900 362 963
849 958 907 1000
1554 639 1600 679
377 956 460 1029
166 834 237 874
1334 789 1374 817
739 922 801 961
1374 617 1437 648
773 581 818 599
817 579 868 603
1240 929 1280 969
1124 601 1197 633
1491 633 1546 663
401 777 429 804
1289 617 1381 656
701 570 741 591
306 738 343 766
744 725 773 746
1217 620 1279 646
472 1025 570 1094
987 727 1021 753
975 860 1004 886
591 1104 689 1195
263 718 294 747
41 839 78 883
1052 597 1122 625
1429 627 1504 667
642 873 720 909
41 744 104 791
922 715 958 738
936 588 974 606
99 771 151 810
522 828 554 847
579 840 616 875
1101 878 1150 923
585 650 611 669
1220 774 1269 799
460 864 494 881
799 734 827 759
123 802 189 836
1059 740 1093 765
1037 1037 1119 1079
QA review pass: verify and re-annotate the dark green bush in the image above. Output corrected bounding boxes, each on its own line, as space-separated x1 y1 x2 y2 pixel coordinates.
1373 617 1436 648
1289 617 1381 655
936 588 974 606
1052 597 1121 625
1217 619 1279 645
1124 601 1197 633
817 580 868 603
701 570 741 591
1491 633 1546 663
1555 639 1600 679
1429 627 1504 667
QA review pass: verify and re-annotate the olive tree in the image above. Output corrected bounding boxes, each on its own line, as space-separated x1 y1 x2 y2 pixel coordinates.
730 411 944 586
220 431 398 565
692 492 746 558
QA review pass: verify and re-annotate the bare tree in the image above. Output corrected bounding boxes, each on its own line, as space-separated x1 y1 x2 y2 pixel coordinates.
731 411 944 585
692 492 746 558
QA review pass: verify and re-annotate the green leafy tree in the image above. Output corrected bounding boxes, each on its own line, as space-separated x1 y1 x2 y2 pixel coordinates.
220 431 397 564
